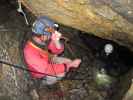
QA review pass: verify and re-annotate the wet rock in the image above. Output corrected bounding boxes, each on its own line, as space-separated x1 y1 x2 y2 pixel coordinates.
30 89 39 100
0 2 31 100
0 1 132 100
21 0 133 51
123 81 133 100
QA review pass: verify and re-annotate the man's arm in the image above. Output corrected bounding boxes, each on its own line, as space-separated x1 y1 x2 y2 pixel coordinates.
48 31 64 54
48 40 64 55
24 49 67 77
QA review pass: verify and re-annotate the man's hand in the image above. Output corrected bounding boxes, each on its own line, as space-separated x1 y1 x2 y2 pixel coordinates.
51 31 62 41
66 59 81 70
51 31 63 49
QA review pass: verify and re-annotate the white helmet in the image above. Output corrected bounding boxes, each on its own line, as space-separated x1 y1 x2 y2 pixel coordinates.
104 44 113 56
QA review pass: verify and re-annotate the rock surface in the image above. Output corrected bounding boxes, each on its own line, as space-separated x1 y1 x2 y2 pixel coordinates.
0 1 132 100
21 0 133 50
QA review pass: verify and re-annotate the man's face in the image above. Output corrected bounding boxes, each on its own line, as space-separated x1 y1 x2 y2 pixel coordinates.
40 35 49 42
40 26 57 43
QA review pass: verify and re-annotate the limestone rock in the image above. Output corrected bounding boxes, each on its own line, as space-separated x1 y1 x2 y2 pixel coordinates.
21 0 133 49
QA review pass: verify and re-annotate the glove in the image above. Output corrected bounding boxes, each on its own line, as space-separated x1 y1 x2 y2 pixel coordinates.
51 31 62 41
65 59 81 71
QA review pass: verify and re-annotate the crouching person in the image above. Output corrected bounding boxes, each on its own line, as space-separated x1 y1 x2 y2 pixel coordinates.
23 16 81 85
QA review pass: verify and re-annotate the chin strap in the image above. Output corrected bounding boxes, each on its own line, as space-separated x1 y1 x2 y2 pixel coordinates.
17 0 29 25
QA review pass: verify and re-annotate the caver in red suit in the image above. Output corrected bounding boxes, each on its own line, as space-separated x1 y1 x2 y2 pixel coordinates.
23 16 81 83
24 37 67 78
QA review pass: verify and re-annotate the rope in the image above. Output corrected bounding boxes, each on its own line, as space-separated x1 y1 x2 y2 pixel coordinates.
17 0 29 25
0 60 56 77
0 60 85 80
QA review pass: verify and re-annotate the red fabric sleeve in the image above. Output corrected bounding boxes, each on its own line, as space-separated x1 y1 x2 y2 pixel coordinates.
45 63 66 76
28 55 66 77
48 40 64 55
24 44 66 78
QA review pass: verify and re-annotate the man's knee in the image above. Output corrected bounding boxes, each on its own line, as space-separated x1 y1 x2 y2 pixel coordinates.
42 74 65 85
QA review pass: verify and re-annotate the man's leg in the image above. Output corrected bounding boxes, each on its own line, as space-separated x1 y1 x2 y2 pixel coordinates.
42 73 65 85
42 56 69 85
52 56 72 64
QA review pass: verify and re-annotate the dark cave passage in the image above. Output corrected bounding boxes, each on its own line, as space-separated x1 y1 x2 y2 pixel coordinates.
79 33 133 77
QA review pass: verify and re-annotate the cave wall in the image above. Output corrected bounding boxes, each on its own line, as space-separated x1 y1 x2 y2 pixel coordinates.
21 0 133 50
0 1 132 100
0 31 30 100
0 1 31 99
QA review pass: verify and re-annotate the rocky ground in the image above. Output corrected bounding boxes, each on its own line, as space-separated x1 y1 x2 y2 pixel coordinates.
0 1 133 100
